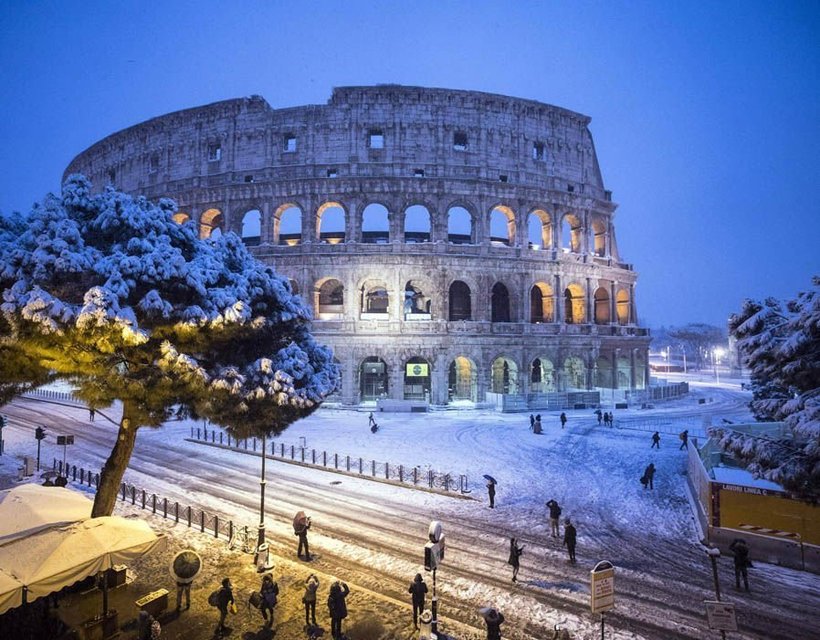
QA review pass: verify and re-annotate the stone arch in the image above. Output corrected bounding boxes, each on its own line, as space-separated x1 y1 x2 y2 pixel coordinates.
360 356 389 401
403 356 431 400
172 212 190 225
240 208 262 245
530 282 555 323
362 203 390 243
527 208 553 250
317 201 346 244
491 356 519 394
590 217 607 256
315 277 344 319
491 282 511 322
563 355 586 390
594 287 610 324
404 279 432 319
199 208 223 239
404 204 431 243
448 280 472 321
447 204 475 244
616 289 630 325
529 356 556 393
489 205 516 246
360 280 390 316
595 355 612 387
563 283 586 324
274 203 302 245
560 212 583 253
617 355 632 388
449 356 478 402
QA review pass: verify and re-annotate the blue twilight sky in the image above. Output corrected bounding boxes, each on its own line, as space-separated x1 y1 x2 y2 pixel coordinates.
0 1 817 328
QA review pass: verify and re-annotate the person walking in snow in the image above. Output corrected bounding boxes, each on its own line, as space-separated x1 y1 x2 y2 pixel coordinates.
563 518 577 563
508 537 524 582
327 581 350 640
487 481 496 508
214 577 235 637
482 608 505 640
303 574 319 629
529 414 535 430
546 499 562 537
560 412 567 429
679 430 689 450
259 573 278 626
730 538 752 592
408 573 428 629
296 514 312 561
89 408 95 422
642 463 656 489
595 409 602 425
533 415 543 434
651 431 661 448
368 412 376 428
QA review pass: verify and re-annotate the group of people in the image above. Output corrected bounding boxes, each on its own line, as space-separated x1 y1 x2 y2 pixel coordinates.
595 409 614 426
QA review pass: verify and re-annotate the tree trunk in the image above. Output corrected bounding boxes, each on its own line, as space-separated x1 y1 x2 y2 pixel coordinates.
91 404 138 517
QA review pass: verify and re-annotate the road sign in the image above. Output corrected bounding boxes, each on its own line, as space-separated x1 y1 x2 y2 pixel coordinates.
56 435 75 446
705 601 737 631
590 561 615 613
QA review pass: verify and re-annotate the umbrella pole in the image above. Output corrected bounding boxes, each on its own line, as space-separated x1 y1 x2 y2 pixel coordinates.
100 571 109 618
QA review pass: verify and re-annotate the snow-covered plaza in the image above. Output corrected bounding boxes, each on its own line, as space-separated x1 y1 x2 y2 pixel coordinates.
1 379 818 640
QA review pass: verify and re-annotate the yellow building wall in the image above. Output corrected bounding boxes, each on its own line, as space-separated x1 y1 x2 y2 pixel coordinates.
718 488 820 545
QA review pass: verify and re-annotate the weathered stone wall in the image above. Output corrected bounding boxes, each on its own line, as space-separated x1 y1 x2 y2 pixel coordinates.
65 85 650 406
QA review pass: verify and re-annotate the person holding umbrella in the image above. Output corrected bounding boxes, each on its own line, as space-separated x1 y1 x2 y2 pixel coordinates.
508 537 524 583
170 550 201 613
293 511 313 561
484 475 497 508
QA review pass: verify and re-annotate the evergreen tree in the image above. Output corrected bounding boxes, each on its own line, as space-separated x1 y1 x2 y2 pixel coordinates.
0 176 339 516
711 278 819 497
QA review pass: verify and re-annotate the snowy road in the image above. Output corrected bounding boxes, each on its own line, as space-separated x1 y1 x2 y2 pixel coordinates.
4 384 819 640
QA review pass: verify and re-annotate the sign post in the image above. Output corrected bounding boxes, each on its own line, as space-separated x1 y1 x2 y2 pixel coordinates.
590 560 615 640
424 520 445 639
705 601 737 632
56 435 75 478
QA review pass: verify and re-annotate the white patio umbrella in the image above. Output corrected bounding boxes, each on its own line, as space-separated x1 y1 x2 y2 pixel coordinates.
0 484 92 544
0 515 165 615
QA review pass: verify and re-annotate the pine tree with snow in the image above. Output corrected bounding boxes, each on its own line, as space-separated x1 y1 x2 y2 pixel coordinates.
710 277 819 497
0 176 340 516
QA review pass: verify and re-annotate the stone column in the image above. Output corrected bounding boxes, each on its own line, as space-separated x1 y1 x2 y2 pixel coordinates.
554 274 564 323
612 349 620 390
629 283 637 325
630 348 637 389
431 356 449 405
610 281 618 325
303 198 317 244
586 277 593 324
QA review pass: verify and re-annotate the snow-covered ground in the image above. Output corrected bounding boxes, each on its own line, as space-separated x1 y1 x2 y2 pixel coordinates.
2 380 818 640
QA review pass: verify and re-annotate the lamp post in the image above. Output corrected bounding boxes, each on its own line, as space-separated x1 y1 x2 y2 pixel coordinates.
706 547 727 640
680 345 687 373
713 347 725 385
255 432 273 571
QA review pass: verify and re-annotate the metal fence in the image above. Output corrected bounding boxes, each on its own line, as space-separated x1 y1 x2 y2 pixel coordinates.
52 458 254 548
189 426 471 495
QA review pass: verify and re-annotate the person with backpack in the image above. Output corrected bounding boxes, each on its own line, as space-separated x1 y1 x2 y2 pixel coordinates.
679 430 689 450
651 431 661 448
730 538 752 591
259 573 278 626
563 518 577 563
508 537 524 582
327 580 349 640
212 577 235 637
303 574 320 629
408 573 428 629
546 499 562 537
560 412 567 429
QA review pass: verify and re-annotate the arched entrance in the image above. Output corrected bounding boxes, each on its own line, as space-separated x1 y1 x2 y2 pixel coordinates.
448 356 477 402
491 357 519 394
404 357 431 401
563 356 586 390
360 357 388 401
530 357 555 393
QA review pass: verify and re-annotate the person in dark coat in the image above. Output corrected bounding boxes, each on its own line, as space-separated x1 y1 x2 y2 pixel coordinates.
679 430 689 450
296 516 312 561
508 537 524 582
560 412 567 429
175 577 192 612
651 431 661 448
303 574 320 628
327 580 349 640
642 463 656 489
533 416 542 434
529 414 535 430
408 573 428 628
483 608 505 640
595 409 602 425
487 481 496 508
259 573 278 626
729 539 752 591
89 408 95 422
368 412 376 428
563 518 577 563
215 577 234 636
546 499 562 537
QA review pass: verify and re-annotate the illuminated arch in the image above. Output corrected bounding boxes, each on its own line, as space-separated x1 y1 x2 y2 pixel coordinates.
530 282 555 323
448 356 477 402
317 201 346 244
594 287 610 324
172 212 190 225
491 356 519 394
530 357 555 393
199 208 223 239
616 289 630 325
561 212 583 253
590 218 607 256
490 205 516 246
563 283 586 324
274 203 302 245
527 209 553 250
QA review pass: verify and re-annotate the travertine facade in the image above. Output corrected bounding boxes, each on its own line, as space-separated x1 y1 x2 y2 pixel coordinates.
65 85 650 406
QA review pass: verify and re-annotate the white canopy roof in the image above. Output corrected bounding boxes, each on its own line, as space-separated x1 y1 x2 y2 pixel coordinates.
0 484 92 544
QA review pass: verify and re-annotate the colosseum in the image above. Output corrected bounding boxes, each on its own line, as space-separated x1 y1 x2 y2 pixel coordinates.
65 85 651 408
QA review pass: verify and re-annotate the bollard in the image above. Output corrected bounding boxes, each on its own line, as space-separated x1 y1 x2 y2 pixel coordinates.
152 494 157 514
211 431 215 443
200 510 205 533
346 455 350 472
359 457 363 474
187 506 192 527
385 462 389 479
131 486 136 505
413 467 419 484
72 465 77 481
372 460 376 476
443 474 450 491
214 516 219 538
220 432 223 445
197 428 200 440
253 438 257 452
291 445 295 459
280 443 285 457
334 453 338 469
312 449 316 464
399 465 404 482
301 447 305 462
121 483 126 501
428 470 434 488
228 520 234 541
163 498 168 519
175 502 179 523
323 451 327 466
142 490 146 509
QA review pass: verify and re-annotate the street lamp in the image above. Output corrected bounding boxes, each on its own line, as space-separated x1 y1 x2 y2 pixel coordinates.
679 344 687 374
713 347 725 385
705 547 727 640
255 432 273 571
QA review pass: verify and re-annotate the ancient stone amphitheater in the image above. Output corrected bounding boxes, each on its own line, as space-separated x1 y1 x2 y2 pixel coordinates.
65 85 650 408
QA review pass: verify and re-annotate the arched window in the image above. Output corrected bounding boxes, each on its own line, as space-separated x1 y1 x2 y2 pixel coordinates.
403 356 431 400
448 281 472 321
275 204 302 245
491 282 511 322
448 356 477 402
564 284 585 324
616 290 630 325
404 205 430 243
561 213 583 253
594 287 610 324
317 279 344 318
595 356 612 388
360 357 388 400
447 206 473 244
362 285 389 315
172 212 190 225
530 283 555 323
530 357 555 393
241 209 261 246
317 202 345 244
199 209 223 239
490 206 516 246
362 203 389 243
491 357 519 394
617 356 632 388
563 356 586 390
527 210 552 250
404 281 431 319
590 218 607 256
